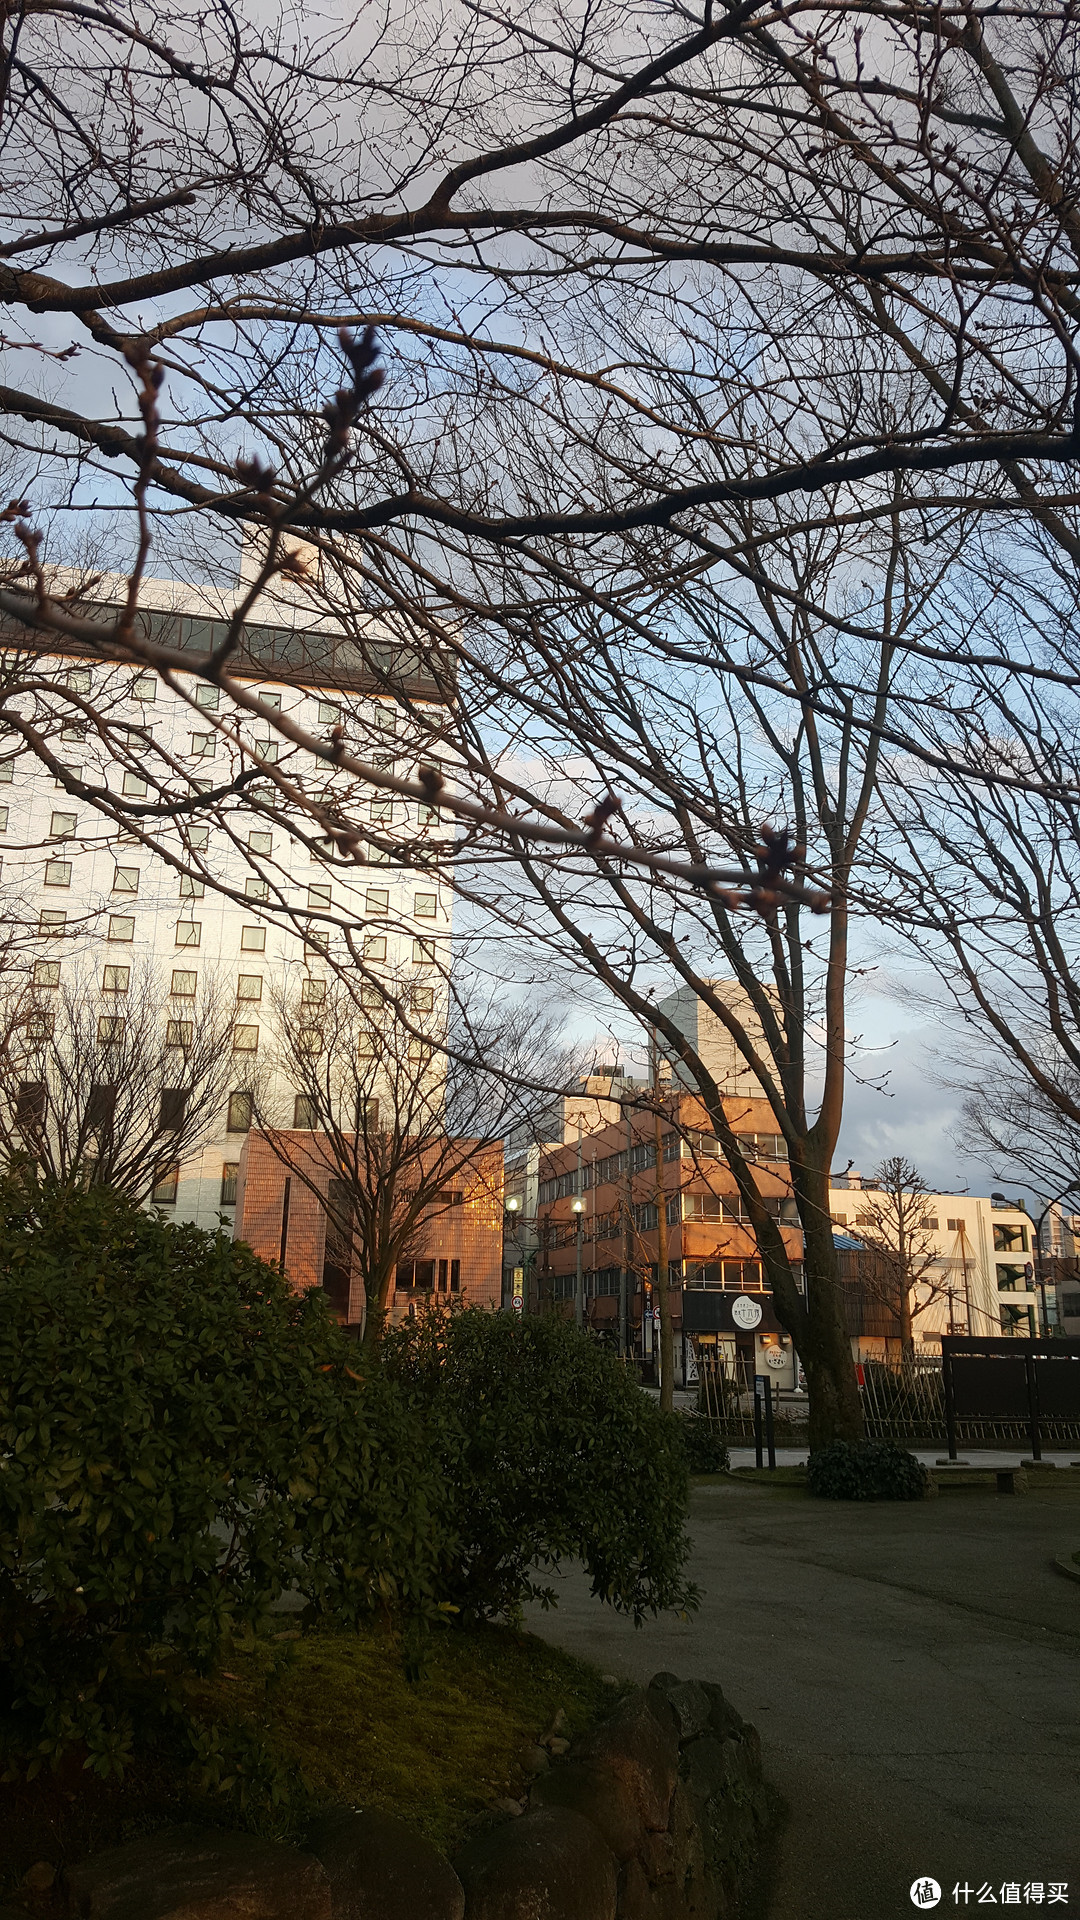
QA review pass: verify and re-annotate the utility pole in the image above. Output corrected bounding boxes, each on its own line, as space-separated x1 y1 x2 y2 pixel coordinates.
574 1115 584 1329
650 1029 675 1413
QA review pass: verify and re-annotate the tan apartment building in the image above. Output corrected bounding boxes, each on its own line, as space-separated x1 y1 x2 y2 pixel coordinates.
828 1175 1038 1353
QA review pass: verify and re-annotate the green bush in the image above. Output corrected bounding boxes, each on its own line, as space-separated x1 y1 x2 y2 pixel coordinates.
383 1308 698 1624
0 1178 449 1781
806 1438 930 1501
674 1413 730 1474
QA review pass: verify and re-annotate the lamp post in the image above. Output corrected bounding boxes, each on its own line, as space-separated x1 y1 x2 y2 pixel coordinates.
572 1198 585 1328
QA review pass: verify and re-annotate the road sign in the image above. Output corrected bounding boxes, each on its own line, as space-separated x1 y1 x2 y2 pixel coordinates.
512 1295 524 1311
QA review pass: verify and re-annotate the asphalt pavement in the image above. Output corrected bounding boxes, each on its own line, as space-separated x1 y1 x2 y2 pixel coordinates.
526 1477 1080 1920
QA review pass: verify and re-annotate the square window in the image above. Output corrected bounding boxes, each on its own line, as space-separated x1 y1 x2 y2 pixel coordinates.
44 859 71 888
0 807 7 832
245 877 269 902
412 937 435 965
131 675 156 701
237 973 263 1001
171 969 197 997
0 760 12 783
122 772 148 797
365 888 389 916
32 961 60 989
108 914 135 942
39 910 67 935
232 1023 259 1052
102 965 129 993
159 1088 188 1131
293 1093 319 1128
408 1037 429 1061
179 875 205 898
248 831 272 855
187 826 209 851
166 1019 193 1047
97 1014 124 1044
414 891 438 919
220 1161 239 1206
308 884 331 910
195 684 219 710
357 1033 376 1058
301 979 325 1004
113 866 139 894
25 1010 55 1042
55 765 80 787
298 1026 323 1056
175 920 201 947
369 798 393 824
240 925 266 952
360 982 383 1009
190 733 215 758
411 985 435 1012
318 701 341 725
66 668 91 693
417 802 439 825
363 935 387 962
50 810 77 839
259 690 282 711
253 740 280 764
60 721 86 742
227 1090 253 1133
151 1164 179 1206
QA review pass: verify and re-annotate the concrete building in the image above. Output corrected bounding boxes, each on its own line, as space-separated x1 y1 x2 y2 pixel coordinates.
534 1091 802 1387
235 1130 503 1327
0 567 452 1230
828 1175 1038 1351
655 980 774 1103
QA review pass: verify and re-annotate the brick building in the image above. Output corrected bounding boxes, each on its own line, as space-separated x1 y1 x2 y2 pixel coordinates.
535 1093 802 1385
235 1128 503 1327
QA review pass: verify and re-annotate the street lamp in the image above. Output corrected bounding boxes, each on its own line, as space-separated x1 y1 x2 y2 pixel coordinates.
572 1197 585 1329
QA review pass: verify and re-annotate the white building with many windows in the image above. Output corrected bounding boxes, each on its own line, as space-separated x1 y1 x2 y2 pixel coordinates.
0 566 452 1228
829 1175 1038 1343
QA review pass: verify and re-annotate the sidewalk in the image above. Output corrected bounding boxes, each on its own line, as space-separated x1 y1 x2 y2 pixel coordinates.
727 1444 1080 1469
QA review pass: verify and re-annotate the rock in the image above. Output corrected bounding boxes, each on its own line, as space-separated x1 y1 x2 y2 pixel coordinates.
546 1738 571 1757
530 1762 645 1861
455 1805 617 1920
22 1861 57 1893
680 1733 752 1805
696 1683 746 1741
646 1676 711 1743
574 1694 679 1832
616 1857 661 1920
62 1825 331 1920
494 1798 527 1818
601 1676 622 1689
521 1745 550 1775
642 1688 681 1747
305 1808 464 1920
637 1830 676 1886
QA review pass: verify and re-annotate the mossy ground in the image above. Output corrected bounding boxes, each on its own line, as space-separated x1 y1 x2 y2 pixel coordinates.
0 1624 616 1894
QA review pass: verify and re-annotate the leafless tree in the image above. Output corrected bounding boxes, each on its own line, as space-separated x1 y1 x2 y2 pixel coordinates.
845 1158 945 1353
253 967 573 1343
0 957 235 1199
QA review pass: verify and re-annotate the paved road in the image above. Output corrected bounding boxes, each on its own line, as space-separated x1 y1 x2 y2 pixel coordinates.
527 1479 1080 1920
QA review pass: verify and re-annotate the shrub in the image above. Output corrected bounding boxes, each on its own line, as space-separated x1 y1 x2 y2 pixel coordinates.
674 1413 730 1474
806 1438 931 1501
383 1308 698 1624
0 1178 449 1780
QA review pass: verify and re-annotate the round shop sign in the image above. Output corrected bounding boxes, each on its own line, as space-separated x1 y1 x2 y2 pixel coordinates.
731 1294 763 1331
765 1345 786 1369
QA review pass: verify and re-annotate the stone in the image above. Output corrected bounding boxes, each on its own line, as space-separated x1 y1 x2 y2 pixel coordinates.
696 1683 747 1741
305 1808 465 1920
22 1861 57 1893
680 1733 752 1805
646 1677 711 1743
574 1694 679 1832
616 1857 661 1920
546 1738 571 1757
455 1805 617 1920
522 1745 550 1775
531 1762 645 1861
62 1824 331 1920
637 1830 676 1886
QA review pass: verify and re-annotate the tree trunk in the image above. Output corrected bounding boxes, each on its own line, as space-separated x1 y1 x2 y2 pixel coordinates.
653 1103 674 1414
795 1164 865 1447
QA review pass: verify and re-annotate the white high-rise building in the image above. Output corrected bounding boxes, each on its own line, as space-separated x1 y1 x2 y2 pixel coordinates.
0 566 452 1228
655 979 774 1106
